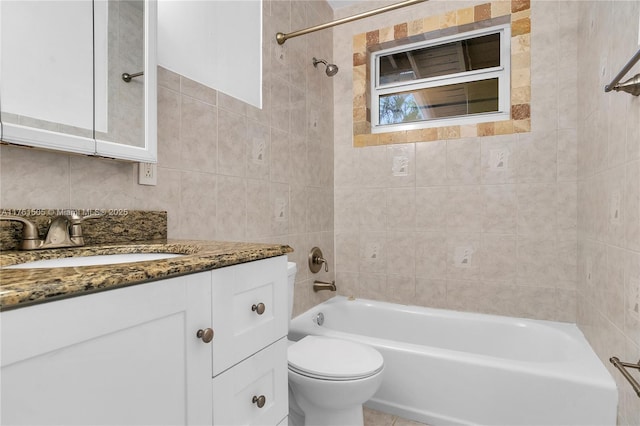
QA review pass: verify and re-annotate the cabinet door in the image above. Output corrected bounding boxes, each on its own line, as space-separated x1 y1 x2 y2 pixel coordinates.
211 256 288 375
1 273 212 426
0 0 95 154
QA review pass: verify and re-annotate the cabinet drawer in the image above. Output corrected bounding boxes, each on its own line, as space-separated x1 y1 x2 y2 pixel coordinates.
211 256 287 375
212 338 288 426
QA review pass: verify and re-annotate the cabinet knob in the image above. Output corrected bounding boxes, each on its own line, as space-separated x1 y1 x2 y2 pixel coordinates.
252 395 266 408
196 328 214 343
251 302 266 315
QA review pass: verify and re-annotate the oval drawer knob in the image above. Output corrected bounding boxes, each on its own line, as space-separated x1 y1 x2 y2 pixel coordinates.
196 328 214 343
252 395 266 408
251 302 266 315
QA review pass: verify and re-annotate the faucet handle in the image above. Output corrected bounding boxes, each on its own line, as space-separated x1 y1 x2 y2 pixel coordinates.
65 211 104 244
65 211 105 224
0 215 43 250
309 247 329 273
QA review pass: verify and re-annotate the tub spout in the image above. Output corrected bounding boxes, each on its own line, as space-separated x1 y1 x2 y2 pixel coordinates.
313 280 336 292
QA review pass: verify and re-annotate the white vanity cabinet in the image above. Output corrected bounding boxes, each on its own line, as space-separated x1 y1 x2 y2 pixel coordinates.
0 272 213 425
0 255 289 426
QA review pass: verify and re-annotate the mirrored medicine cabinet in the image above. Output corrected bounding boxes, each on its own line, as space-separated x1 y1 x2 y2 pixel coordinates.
0 0 157 162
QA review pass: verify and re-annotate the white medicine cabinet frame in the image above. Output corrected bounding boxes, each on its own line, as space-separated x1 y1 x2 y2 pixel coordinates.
370 23 511 134
0 0 157 163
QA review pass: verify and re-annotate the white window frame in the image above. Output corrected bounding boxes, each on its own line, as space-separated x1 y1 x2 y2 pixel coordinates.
370 24 511 133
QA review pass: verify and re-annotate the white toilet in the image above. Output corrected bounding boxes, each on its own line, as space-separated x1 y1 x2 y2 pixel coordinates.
286 262 384 426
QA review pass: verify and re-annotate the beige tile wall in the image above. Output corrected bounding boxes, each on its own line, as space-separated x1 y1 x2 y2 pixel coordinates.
0 0 335 315
1 2 637 421
576 1 640 424
334 0 579 322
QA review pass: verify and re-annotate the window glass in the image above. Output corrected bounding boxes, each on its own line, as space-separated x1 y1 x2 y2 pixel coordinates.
371 25 510 131
378 33 501 85
379 78 499 124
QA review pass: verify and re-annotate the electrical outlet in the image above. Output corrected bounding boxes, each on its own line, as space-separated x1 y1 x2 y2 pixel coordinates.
138 162 157 186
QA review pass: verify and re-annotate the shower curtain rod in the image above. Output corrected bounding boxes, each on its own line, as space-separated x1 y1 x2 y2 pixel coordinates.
604 48 640 96
275 0 427 45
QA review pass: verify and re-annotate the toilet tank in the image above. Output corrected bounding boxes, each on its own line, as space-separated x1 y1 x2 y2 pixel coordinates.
287 262 297 321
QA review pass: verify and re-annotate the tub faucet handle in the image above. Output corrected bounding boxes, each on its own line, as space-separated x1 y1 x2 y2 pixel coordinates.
309 247 329 273
318 256 328 272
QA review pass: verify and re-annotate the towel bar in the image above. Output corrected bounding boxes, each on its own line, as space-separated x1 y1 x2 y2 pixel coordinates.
610 356 640 398
121 71 144 83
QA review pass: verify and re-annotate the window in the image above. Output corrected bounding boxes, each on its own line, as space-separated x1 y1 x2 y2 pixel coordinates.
370 24 511 133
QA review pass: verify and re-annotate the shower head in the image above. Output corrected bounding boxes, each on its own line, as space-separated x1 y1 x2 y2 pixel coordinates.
312 57 339 77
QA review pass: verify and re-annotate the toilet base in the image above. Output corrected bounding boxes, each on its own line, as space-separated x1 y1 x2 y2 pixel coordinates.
301 406 363 426
288 386 305 426
288 385 364 426
288 368 383 426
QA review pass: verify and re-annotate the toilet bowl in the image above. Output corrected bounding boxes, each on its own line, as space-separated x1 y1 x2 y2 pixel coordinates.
286 262 384 426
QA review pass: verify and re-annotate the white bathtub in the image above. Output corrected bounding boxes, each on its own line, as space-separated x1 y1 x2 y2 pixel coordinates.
288 296 617 426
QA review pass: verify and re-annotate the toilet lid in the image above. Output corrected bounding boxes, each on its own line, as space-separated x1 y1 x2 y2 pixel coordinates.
288 336 384 381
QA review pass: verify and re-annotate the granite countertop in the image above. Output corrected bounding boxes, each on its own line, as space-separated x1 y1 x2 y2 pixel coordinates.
0 240 293 311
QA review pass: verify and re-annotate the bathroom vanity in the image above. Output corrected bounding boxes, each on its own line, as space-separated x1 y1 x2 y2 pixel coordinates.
0 241 291 426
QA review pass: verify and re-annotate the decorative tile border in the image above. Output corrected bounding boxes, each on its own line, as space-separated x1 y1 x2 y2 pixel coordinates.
352 0 531 147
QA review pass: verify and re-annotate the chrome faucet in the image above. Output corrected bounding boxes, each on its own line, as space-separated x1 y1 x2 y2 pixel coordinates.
0 212 104 250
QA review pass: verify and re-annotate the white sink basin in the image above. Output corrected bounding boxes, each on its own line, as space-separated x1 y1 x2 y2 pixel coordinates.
4 253 184 269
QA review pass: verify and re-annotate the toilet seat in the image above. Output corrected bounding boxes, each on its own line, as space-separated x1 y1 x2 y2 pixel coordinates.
288 336 384 381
